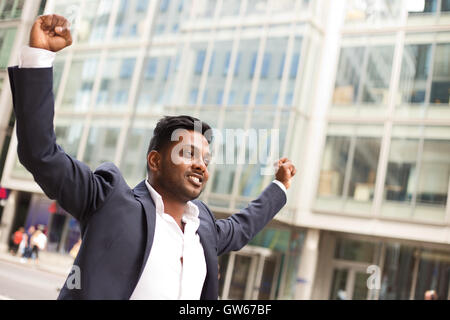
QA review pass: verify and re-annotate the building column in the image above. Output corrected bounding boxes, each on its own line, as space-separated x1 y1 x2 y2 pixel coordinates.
0 190 18 252
294 228 320 299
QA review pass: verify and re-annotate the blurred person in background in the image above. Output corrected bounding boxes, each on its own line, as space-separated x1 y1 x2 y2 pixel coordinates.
10 227 25 255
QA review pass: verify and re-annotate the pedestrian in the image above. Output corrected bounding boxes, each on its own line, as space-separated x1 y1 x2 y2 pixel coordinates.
8 14 296 300
20 225 36 263
30 225 47 264
10 227 25 255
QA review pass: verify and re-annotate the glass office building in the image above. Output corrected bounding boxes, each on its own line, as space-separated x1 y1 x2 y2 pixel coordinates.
0 0 449 299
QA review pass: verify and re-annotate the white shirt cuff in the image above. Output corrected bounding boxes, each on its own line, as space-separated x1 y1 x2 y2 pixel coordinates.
272 180 287 197
19 45 56 68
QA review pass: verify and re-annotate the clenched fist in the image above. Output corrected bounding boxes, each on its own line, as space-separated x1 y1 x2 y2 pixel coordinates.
29 14 72 52
275 157 296 190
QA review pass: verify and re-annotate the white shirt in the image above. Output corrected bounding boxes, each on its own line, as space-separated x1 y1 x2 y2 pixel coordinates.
130 180 207 300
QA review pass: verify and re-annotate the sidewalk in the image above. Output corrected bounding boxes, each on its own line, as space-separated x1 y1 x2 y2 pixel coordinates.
0 249 74 277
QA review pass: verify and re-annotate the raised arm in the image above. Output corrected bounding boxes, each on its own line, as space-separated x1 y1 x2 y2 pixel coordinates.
9 15 118 227
214 159 296 255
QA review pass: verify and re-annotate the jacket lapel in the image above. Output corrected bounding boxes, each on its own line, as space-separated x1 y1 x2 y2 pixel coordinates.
133 180 156 280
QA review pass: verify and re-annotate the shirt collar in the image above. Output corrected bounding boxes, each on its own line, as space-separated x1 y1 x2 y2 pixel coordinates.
144 179 199 223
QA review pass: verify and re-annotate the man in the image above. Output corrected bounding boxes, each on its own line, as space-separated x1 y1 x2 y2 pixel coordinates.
8 14 296 299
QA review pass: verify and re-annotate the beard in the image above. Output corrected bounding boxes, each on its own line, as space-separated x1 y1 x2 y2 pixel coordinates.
158 170 204 203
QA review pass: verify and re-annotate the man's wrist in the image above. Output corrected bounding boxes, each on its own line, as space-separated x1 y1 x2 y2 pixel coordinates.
19 45 56 68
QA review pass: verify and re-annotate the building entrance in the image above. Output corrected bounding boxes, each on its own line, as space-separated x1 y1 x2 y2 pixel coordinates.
218 246 281 300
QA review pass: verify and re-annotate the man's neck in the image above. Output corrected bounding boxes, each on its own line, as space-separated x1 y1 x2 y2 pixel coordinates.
148 180 187 231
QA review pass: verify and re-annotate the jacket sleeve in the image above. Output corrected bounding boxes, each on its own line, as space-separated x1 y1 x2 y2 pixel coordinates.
8 66 118 226
213 182 287 256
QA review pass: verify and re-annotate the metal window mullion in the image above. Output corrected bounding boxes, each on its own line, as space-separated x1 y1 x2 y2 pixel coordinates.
221 252 236 300
342 134 357 200
424 42 437 108
372 121 392 217
409 248 421 300
410 130 426 215
104 0 121 42
356 45 370 106
445 171 450 225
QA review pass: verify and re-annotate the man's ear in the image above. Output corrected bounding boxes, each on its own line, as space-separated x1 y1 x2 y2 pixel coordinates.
147 150 161 173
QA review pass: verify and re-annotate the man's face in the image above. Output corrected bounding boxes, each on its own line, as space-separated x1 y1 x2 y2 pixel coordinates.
153 130 211 203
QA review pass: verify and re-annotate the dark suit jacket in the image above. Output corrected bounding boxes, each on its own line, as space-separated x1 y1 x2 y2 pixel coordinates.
8 66 287 300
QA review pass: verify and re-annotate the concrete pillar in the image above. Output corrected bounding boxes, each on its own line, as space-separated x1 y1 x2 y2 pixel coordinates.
294 228 320 299
0 190 18 252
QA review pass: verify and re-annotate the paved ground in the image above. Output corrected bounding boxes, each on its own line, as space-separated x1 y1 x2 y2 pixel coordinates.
0 259 66 300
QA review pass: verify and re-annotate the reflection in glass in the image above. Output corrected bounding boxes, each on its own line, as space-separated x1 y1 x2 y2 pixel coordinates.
348 138 380 201
55 121 84 158
430 44 450 104
96 54 136 111
333 45 394 105
254 36 289 106
228 39 260 106
416 140 450 206
228 255 252 299
203 41 232 106
136 53 177 113
334 238 375 263
238 108 275 197
83 126 120 169
317 136 350 197
0 28 16 68
77 0 113 44
0 0 24 20
61 56 99 112
333 47 364 105
361 46 394 104
399 44 432 104
414 250 450 300
113 0 149 39
384 139 419 203
329 269 348 300
379 244 414 300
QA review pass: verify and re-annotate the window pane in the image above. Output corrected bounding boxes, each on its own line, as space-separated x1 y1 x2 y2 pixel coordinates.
317 136 350 197
77 0 113 44
333 47 365 105
379 244 415 300
113 0 149 39
61 55 99 112
361 46 394 104
203 41 232 106
416 140 450 207
399 44 432 104
254 36 289 106
348 137 381 202
430 44 450 104
384 139 419 204
334 238 375 263
95 52 137 112
54 119 84 158
83 125 120 169
414 250 450 300
407 0 438 15
228 39 260 106
0 28 16 68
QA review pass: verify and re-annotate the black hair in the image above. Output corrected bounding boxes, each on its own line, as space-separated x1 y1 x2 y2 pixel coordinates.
146 115 212 172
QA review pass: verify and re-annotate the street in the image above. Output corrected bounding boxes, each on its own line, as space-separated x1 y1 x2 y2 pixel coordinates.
0 259 66 300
